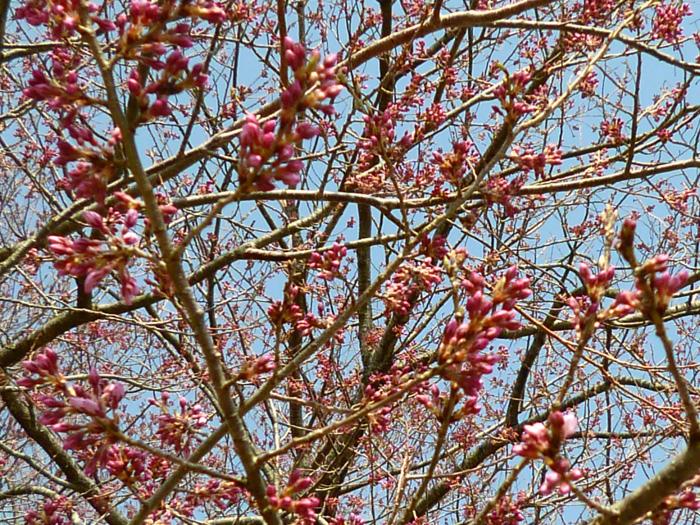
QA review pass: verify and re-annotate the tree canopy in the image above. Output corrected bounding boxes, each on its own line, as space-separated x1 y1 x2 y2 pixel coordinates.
1 0 700 523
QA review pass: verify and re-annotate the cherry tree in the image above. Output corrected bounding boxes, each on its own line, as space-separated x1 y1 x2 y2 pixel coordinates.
1 0 700 523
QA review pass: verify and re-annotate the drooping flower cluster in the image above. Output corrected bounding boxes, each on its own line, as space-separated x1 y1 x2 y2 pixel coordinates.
510 144 562 179
436 266 531 416
308 241 348 280
151 393 210 454
237 38 341 191
18 349 126 476
47 204 141 304
266 469 320 522
651 2 692 44
513 411 582 495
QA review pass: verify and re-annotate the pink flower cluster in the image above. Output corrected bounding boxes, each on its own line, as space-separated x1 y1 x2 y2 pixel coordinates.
16 0 115 36
281 37 342 117
237 38 341 191
578 71 599 98
183 479 243 512
126 55 208 122
436 267 530 415
268 283 304 327
308 241 348 280
117 0 226 60
105 445 151 485
19 349 125 476
652 2 692 44
382 259 442 316
484 495 525 525
24 67 86 111
47 204 141 304
266 469 320 522
579 0 616 23
511 144 562 179
600 117 625 144
419 234 448 262
240 354 276 380
493 69 536 120
652 487 700 524
54 125 122 203
350 107 412 191
432 141 480 187
25 496 72 525
151 393 209 454
514 411 582 495
618 217 689 314
578 262 615 303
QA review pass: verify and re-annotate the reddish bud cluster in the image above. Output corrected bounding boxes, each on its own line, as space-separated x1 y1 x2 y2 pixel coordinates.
126 57 208 123
308 241 348 280
511 144 562 179
105 445 151 485
47 205 141 304
579 0 616 23
237 39 341 191
578 262 614 303
493 69 536 120
419 234 448 262
432 141 480 187
350 108 412 191
24 67 86 110
19 350 125 475
268 283 304 326
150 393 209 454
281 37 342 116
382 259 442 316
484 495 525 525
600 117 625 144
578 71 599 98
617 217 689 314
187 479 243 511
652 2 692 44
54 123 122 203
25 496 72 525
436 267 530 415
651 487 700 524
16 0 115 37
266 469 320 522
513 411 583 495
240 354 276 380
